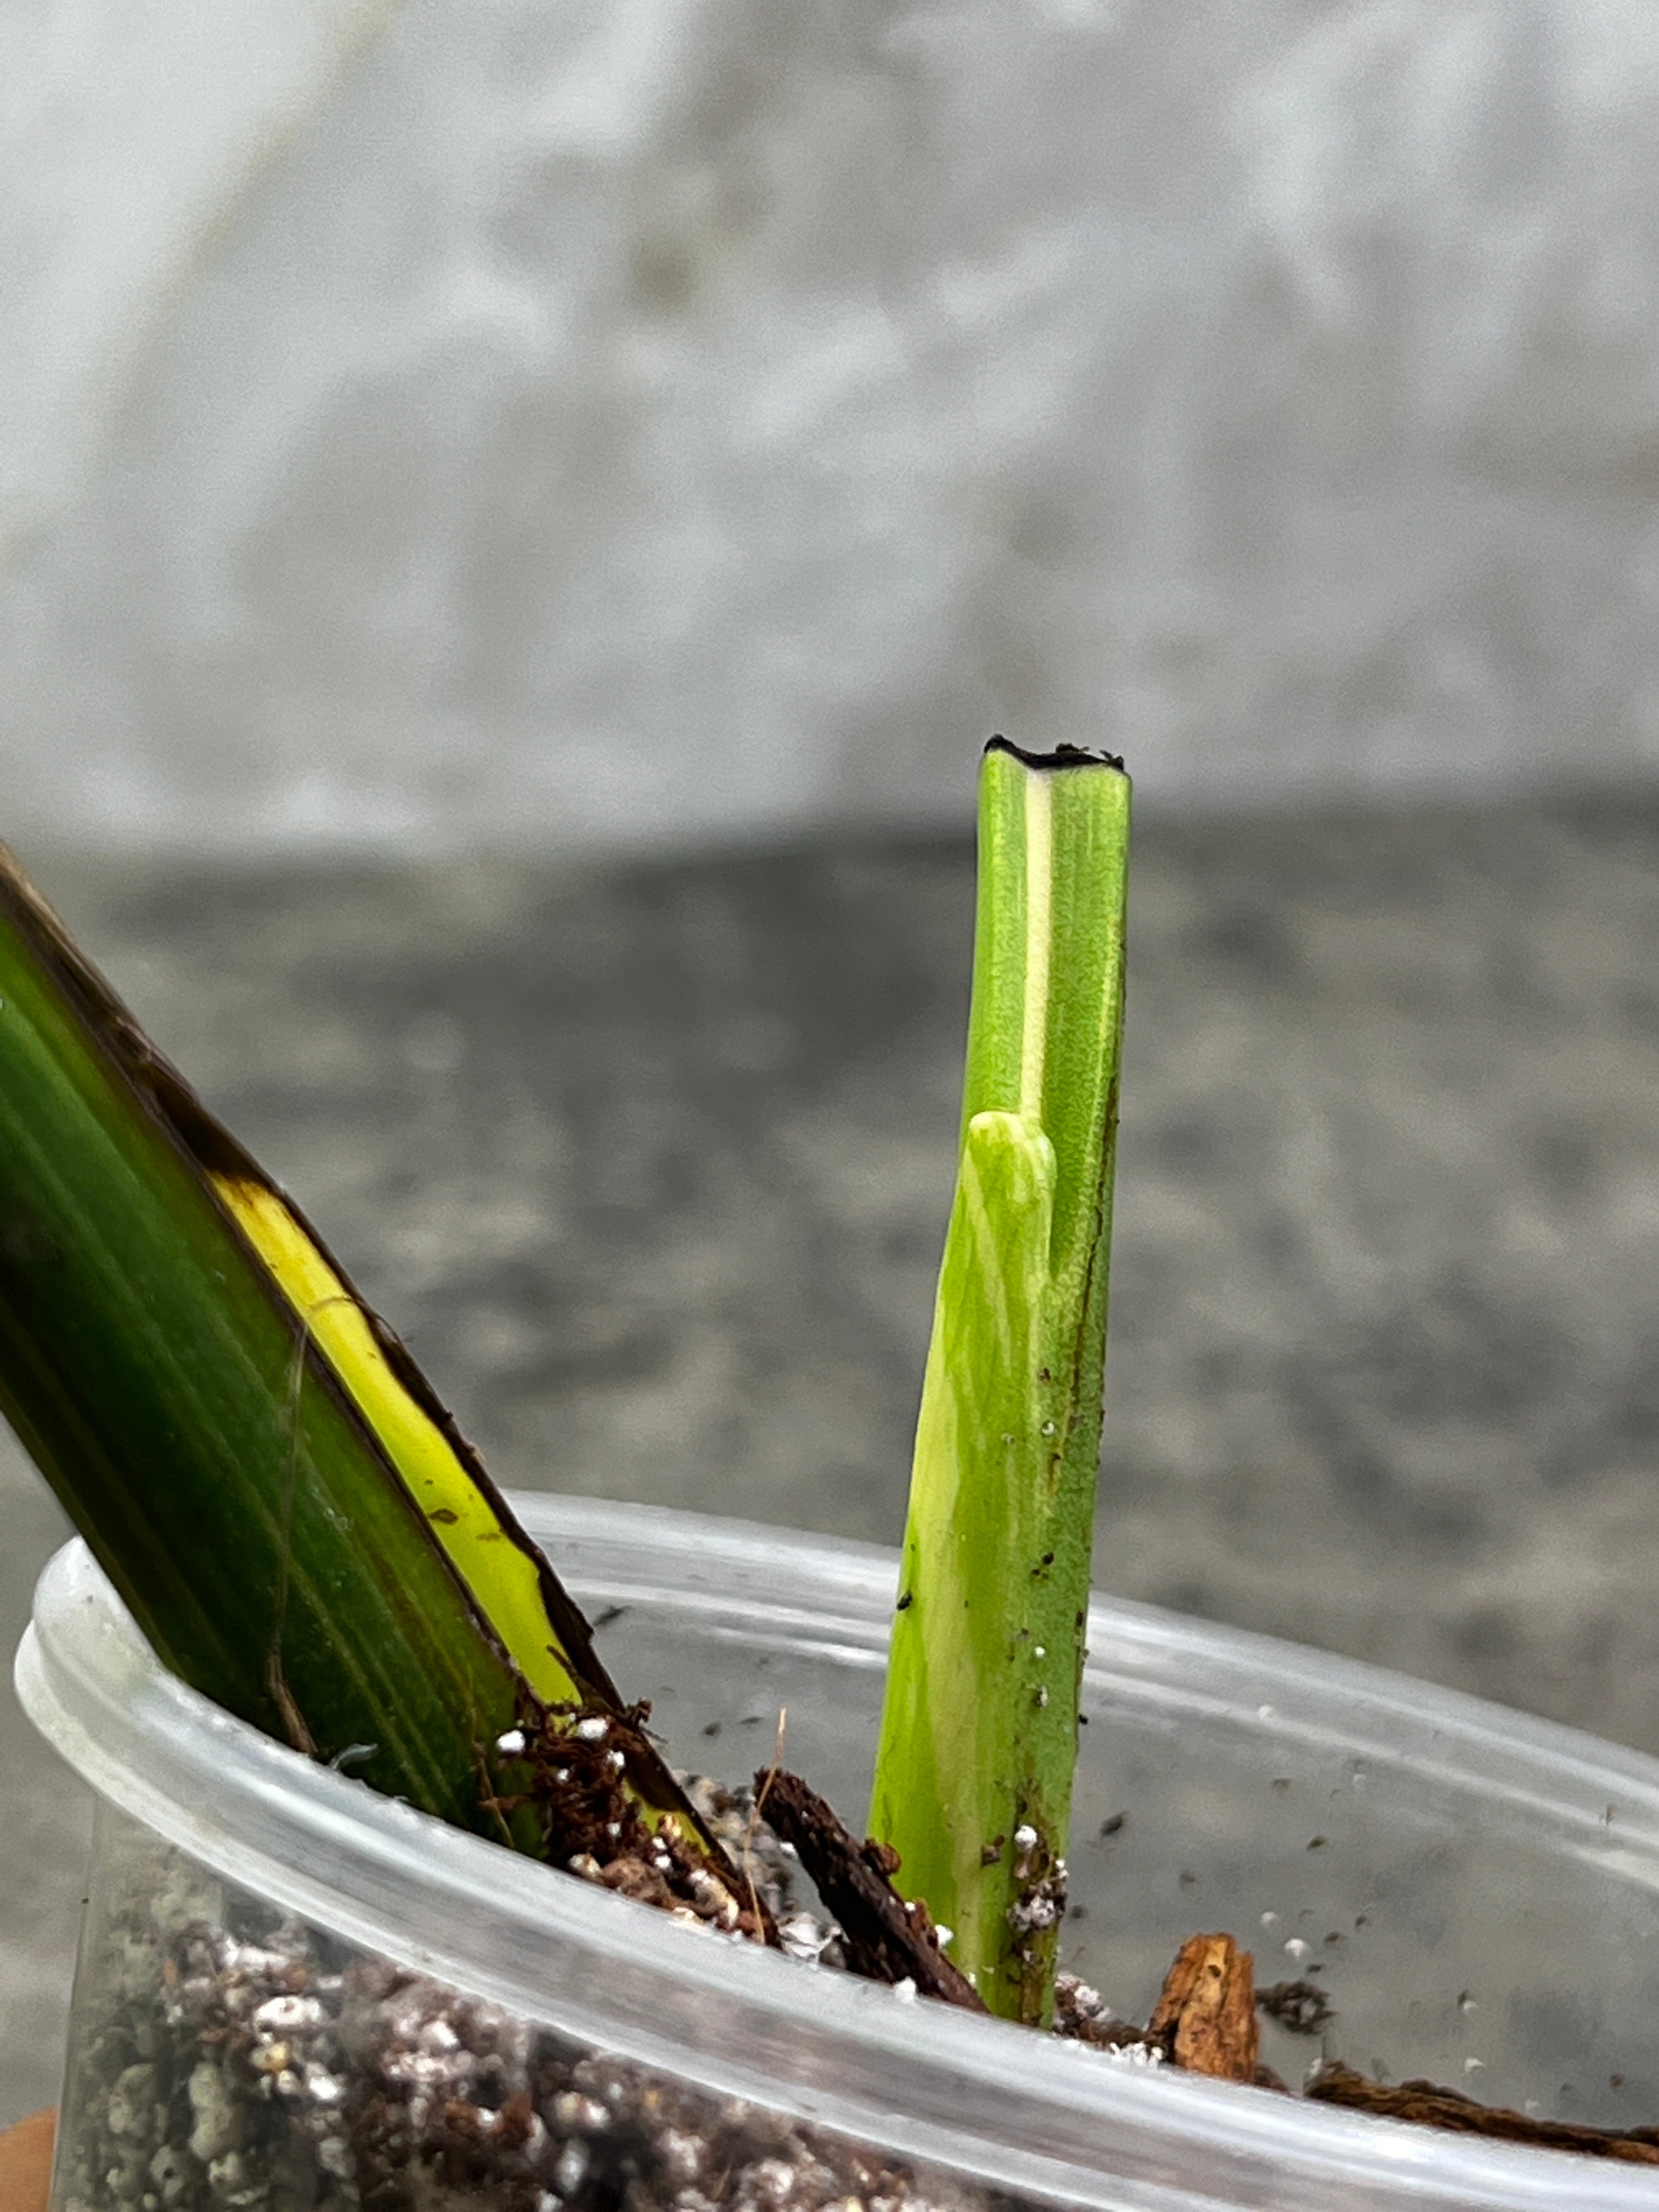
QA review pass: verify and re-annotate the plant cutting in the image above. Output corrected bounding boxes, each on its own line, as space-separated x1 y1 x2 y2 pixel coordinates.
9 743 1659 2212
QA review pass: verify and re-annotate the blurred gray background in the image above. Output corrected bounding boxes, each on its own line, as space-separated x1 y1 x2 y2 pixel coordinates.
7 0 1659 2128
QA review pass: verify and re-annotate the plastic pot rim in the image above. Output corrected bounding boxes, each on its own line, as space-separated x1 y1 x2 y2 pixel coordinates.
18 1492 1659 2212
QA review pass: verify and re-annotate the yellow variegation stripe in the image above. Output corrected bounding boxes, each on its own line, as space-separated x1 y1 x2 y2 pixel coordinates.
1018 769 1053 1122
212 1174 583 1707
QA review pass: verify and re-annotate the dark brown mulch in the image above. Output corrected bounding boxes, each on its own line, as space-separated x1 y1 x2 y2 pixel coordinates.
509 1703 778 1944
756 1768 986 2011
1257 1977 1335 2036
1307 2063 1659 2164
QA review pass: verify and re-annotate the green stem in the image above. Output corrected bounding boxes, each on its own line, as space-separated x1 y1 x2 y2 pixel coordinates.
868 740 1130 2024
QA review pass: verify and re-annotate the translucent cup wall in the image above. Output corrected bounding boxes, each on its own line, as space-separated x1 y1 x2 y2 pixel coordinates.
20 1495 1659 2211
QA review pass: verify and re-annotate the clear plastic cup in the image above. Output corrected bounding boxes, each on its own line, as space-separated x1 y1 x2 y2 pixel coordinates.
18 1493 1659 2211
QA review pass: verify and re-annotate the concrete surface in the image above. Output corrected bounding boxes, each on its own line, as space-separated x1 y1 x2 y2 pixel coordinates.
6 788 1659 2119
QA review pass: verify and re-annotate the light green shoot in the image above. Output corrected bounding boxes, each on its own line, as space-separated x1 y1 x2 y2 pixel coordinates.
868 738 1130 2025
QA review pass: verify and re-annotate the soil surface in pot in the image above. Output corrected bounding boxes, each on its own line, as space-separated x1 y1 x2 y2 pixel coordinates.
60 1758 1659 2212
747 1764 1659 2172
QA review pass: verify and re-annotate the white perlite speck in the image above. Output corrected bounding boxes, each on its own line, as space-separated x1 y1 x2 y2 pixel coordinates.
252 1994 323 2034
1105 2041 1164 2068
187 2063 237 2165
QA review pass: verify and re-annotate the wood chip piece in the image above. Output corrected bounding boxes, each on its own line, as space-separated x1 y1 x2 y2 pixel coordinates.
1147 1933 1260 2082
758 1770 988 2012
0 2110 54 2212
1308 2064 1659 2164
